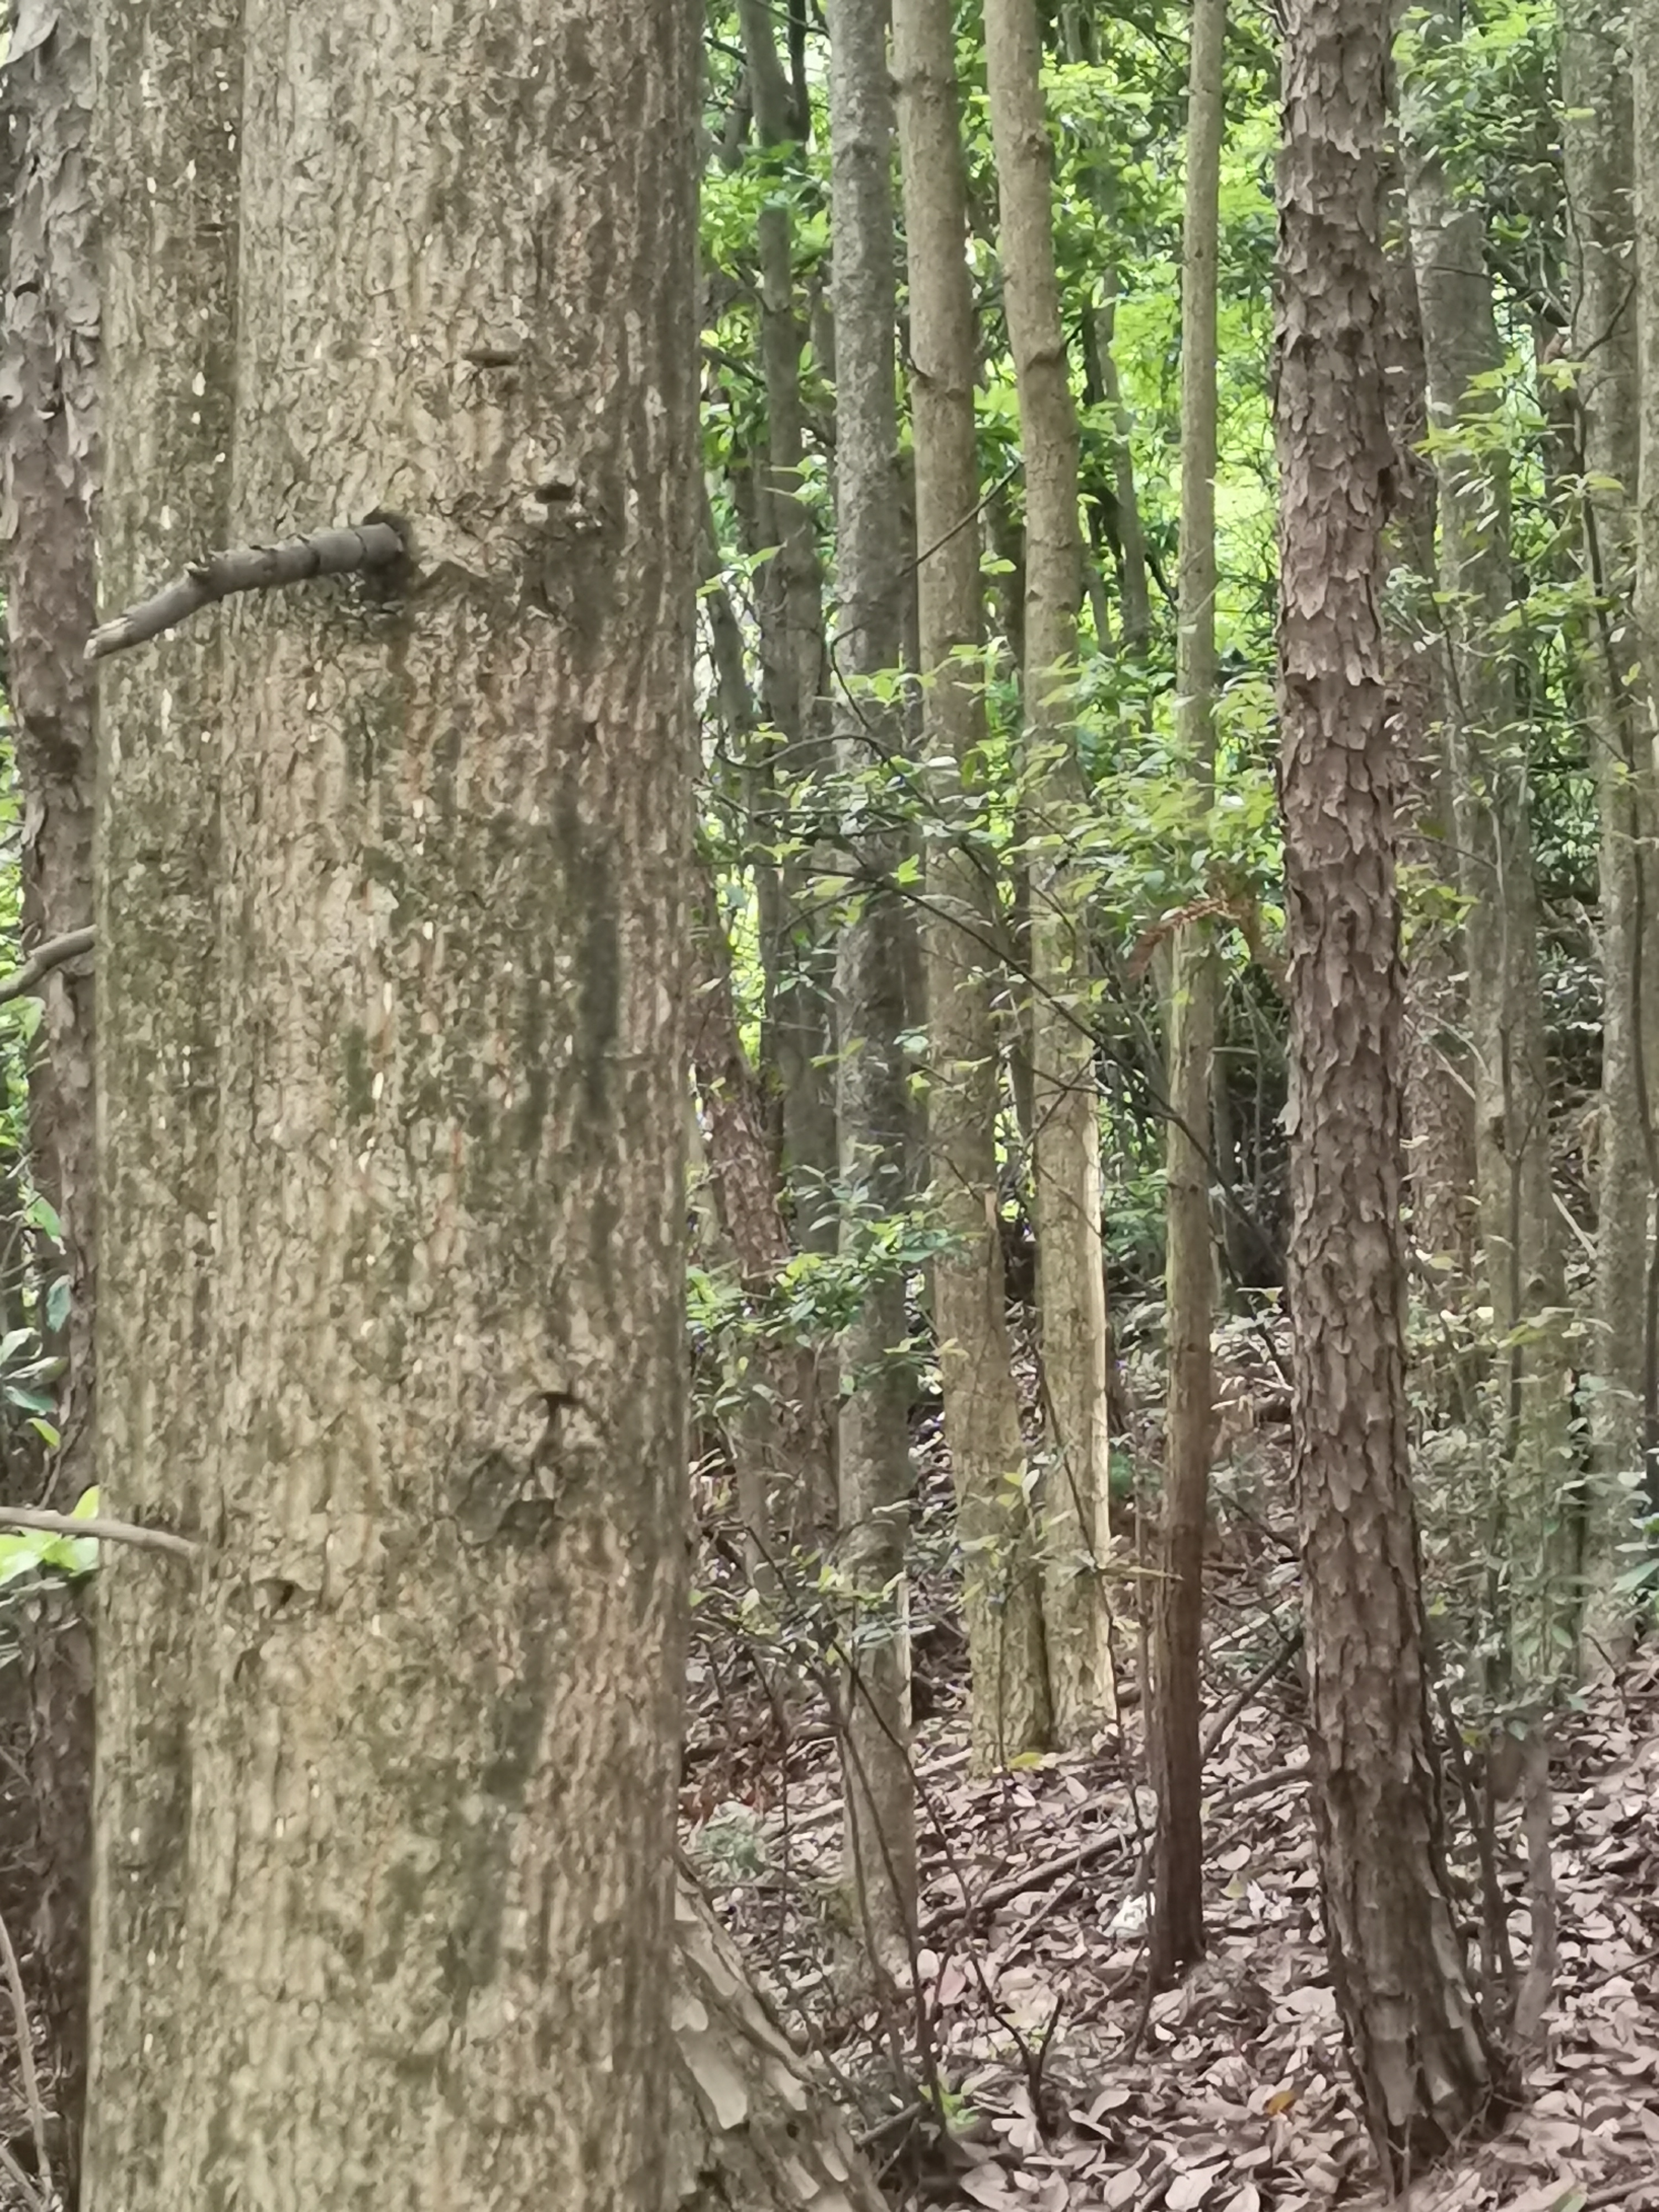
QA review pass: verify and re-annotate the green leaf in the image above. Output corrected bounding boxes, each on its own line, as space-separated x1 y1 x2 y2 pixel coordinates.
26 1194 62 1240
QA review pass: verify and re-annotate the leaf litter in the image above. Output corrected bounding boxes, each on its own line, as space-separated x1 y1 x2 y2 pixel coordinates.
684 1369 1659 2212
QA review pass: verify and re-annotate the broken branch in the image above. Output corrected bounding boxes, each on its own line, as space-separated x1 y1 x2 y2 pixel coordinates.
0 927 95 1006
86 520 405 662
0 1506 196 1561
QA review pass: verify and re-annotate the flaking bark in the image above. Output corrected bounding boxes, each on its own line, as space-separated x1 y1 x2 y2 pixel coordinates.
1274 0 1505 2173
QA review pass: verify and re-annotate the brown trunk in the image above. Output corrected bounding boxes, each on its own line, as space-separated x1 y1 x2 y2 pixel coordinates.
1274 0 1504 2176
1151 0 1225 1989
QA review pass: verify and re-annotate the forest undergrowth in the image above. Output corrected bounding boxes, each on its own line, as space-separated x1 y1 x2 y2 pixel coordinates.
682 1335 1659 2212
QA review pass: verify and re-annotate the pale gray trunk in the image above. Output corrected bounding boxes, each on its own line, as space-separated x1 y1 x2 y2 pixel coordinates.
1632 0 1659 1508
828 0 918 1969
87 6 699 2211
1565 0 1658 1556
894 0 1052 1767
984 0 1116 1744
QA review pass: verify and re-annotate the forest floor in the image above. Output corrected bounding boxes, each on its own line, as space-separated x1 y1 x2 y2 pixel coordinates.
685 1336 1659 2212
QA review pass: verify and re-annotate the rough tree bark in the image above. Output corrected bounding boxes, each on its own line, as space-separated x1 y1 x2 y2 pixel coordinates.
1274 0 1504 2177
984 0 1115 1744
83 0 241 2198
894 0 1052 1769
828 0 918 1970
86 3 700 2210
1151 0 1225 1989
0 0 97 1507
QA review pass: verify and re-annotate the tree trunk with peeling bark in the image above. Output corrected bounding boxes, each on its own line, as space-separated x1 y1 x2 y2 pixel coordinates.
1274 0 1505 2176
86 3 699 2209
984 0 1115 1746
894 0 1052 1770
669 1880 888 2212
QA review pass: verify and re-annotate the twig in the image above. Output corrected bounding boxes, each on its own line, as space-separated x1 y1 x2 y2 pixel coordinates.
0 1506 197 1560
919 1763 1308 1938
1200 1625 1303 1761
0 1907 51 2208
0 927 95 1007
86 520 405 661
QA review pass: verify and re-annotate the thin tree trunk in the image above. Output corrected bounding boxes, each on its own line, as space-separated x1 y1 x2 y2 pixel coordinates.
984 0 1116 1745
1634 0 1659 1510
1565 0 1658 1547
87 3 699 2209
828 0 918 1971
0 0 98 1511
1383 223 1477 1291
1404 23 1574 1683
1151 0 1225 1989
1275 0 1504 2171
739 0 838 1257
895 0 1052 1769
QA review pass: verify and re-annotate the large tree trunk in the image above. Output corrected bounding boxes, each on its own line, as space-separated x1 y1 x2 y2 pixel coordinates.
983 0 1115 1745
86 3 699 2209
1274 0 1504 2177
1566 0 1658 1543
0 0 98 1508
894 0 1051 1771
1151 0 1225 1990
827 0 917 1971
84 0 241 2196
1402 15 1574 1683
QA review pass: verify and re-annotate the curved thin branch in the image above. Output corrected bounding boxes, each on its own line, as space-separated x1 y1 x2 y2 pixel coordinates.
86 519 406 662
0 1506 196 1560
0 926 95 1005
